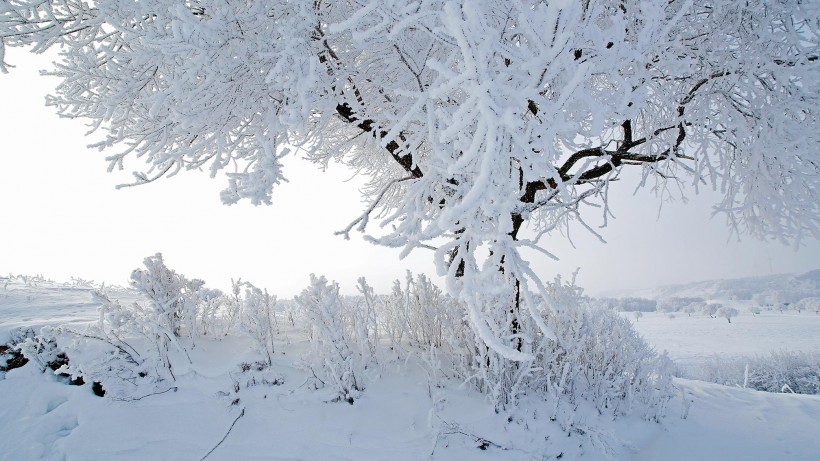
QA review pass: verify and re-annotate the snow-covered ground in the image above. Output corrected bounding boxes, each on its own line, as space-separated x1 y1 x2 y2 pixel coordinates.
627 309 820 366
0 278 139 343
1 277 819 460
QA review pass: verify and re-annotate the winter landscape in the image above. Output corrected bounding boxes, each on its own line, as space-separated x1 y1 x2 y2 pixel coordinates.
2 0 819 460
1 267 819 460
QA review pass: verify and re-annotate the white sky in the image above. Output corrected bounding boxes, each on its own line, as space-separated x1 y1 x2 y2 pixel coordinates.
1 51 818 297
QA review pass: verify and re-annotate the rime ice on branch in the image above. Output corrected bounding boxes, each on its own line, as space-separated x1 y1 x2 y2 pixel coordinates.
2 0 818 357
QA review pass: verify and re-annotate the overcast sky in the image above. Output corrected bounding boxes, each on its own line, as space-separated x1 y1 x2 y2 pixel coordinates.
2 52 818 297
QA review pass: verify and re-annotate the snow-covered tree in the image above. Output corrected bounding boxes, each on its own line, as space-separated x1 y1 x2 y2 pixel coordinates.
701 302 719 318
795 297 820 315
716 306 739 323
2 0 818 358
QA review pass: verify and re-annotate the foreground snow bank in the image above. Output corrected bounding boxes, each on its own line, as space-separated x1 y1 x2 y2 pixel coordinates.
2 361 819 460
621 379 820 461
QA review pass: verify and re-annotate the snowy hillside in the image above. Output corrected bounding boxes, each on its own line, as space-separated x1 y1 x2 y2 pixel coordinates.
1 272 819 460
611 270 820 301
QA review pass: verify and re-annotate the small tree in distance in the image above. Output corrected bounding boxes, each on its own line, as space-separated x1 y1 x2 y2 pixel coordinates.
795 297 820 316
717 307 739 324
2 1 818 361
702 303 720 319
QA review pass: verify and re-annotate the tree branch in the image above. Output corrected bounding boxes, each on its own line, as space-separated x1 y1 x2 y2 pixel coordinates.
334 103 423 179
521 71 728 210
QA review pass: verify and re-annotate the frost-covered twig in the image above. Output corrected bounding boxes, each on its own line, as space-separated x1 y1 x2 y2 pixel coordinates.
335 176 413 239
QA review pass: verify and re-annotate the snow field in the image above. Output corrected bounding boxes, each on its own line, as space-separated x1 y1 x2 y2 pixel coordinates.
627 309 820 365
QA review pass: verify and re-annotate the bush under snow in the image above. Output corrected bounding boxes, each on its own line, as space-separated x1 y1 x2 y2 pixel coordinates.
681 351 820 395
15 255 674 427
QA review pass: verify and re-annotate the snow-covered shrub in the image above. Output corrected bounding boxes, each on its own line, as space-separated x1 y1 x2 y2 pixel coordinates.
17 255 281 398
351 278 380 365
405 273 448 348
295 275 367 403
745 351 820 394
237 281 278 366
198 286 238 338
130 253 205 339
36 272 278 398
684 351 820 395
537 281 673 420
0 328 36 372
124 255 205 379
17 331 63 371
13 321 141 396
382 280 408 354
366 272 470 386
5 329 95 390
381 272 459 354
41 323 152 397
227 361 284 398
5 327 36 348
418 275 673 419
77 289 182 393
